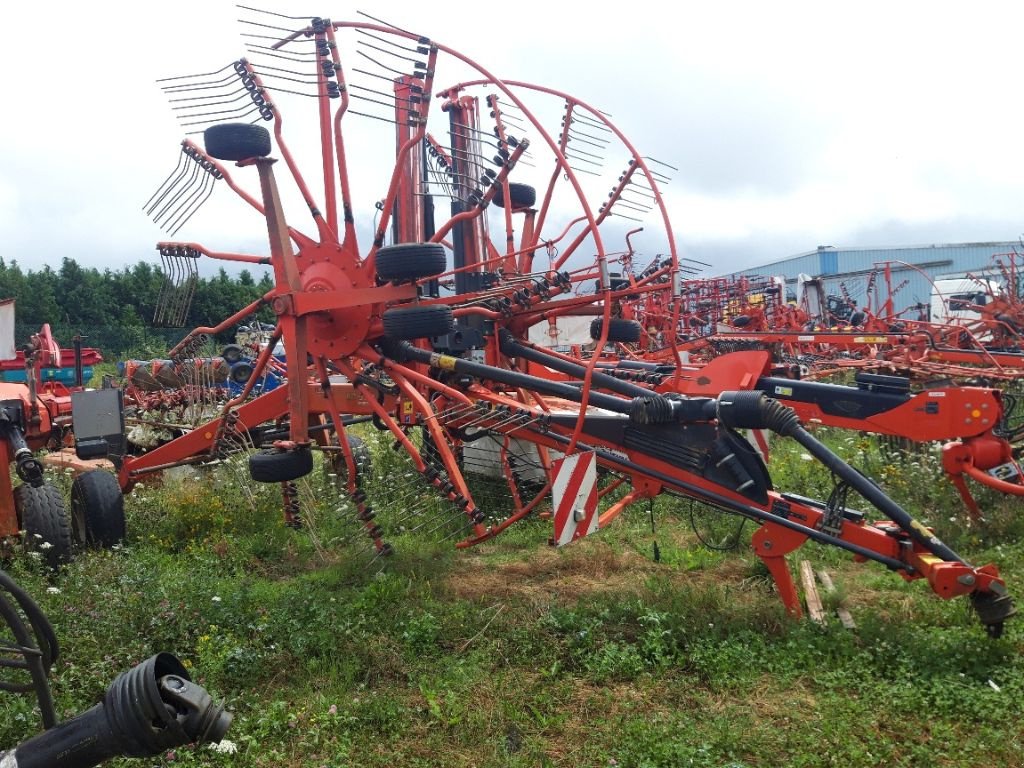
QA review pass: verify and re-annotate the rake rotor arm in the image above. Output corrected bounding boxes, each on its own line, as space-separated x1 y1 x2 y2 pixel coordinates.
183 140 318 252
156 241 271 266
427 139 530 246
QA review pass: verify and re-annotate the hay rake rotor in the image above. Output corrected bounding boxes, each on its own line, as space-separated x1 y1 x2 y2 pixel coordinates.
117 8 1014 636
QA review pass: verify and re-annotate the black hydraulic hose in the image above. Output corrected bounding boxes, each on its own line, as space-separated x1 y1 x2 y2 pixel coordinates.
790 423 966 563
392 341 638 415
0 420 44 487
716 390 967 565
393 339 965 567
534 428 908 571
595 359 672 373
497 330 654 399
0 653 231 768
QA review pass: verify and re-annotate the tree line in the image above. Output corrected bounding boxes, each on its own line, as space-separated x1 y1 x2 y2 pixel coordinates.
0 257 275 359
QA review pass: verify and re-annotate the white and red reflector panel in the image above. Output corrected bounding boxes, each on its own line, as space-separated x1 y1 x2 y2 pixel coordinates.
551 451 599 546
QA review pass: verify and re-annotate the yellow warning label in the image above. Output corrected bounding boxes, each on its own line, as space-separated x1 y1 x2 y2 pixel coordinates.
853 336 887 343
774 386 793 397
437 355 458 371
402 400 414 414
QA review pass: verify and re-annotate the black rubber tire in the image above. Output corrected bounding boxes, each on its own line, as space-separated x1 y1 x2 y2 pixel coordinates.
204 123 272 162
731 315 752 328
327 435 373 487
589 317 642 344
221 344 244 364
493 183 537 209
382 305 454 340
848 311 866 327
375 243 447 282
70 470 126 549
16 483 73 568
249 446 314 483
229 361 254 384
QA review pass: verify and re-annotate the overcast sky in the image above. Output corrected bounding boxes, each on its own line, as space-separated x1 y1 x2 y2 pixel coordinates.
2 1 1023 280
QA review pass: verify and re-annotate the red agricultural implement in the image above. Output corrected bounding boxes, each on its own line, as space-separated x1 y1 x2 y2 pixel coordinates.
0 320 124 565
633 256 1024 383
118 10 1014 635
522 344 1023 514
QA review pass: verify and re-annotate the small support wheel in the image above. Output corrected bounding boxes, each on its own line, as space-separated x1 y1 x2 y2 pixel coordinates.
229 361 255 385
382 305 455 340
493 183 537 209
589 317 642 344
204 123 272 161
70 470 126 549
375 243 447 282
221 344 244 364
326 435 373 489
249 446 314 483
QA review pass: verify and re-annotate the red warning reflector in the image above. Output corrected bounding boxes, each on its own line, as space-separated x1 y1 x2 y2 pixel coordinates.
551 451 599 546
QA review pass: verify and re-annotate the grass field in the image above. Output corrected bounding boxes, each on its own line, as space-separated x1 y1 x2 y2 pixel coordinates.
1 429 1022 767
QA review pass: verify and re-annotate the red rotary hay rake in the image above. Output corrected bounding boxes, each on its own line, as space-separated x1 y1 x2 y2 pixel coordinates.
121 9 1014 635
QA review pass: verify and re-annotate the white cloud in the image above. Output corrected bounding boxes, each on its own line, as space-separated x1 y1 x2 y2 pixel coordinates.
2 0 1023 276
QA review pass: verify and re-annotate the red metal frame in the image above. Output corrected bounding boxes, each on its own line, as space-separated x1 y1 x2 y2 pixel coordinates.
129 14 1015 634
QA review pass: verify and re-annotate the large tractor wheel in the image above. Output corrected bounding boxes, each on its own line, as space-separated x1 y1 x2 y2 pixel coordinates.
15 483 73 568
70 470 127 549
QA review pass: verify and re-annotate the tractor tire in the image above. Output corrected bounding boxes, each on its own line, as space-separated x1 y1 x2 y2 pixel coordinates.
229 361 255 385
382 305 454 340
15 483 73 568
849 311 866 327
493 183 537 209
731 315 752 328
375 243 447 282
221 344 244 364
249 446 314 483
327 435 373 488
204 123 272 162
589 317 642 344
70 470 126 549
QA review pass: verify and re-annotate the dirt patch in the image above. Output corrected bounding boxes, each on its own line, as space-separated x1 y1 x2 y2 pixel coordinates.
444 538 755 608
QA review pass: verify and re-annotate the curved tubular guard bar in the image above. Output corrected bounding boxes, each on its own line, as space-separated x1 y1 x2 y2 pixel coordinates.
962 464 1024 496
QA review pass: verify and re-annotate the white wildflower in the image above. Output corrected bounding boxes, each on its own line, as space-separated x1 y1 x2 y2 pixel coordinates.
46 587 61 595
208 739 238 754
988 679 1001 692
211 596 222 603
38 541 53 550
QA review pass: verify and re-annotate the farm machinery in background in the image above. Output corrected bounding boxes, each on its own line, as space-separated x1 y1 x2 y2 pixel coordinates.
0 307 124 566
109 9 1015 636
621 253 1024 383
117 327 285 450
